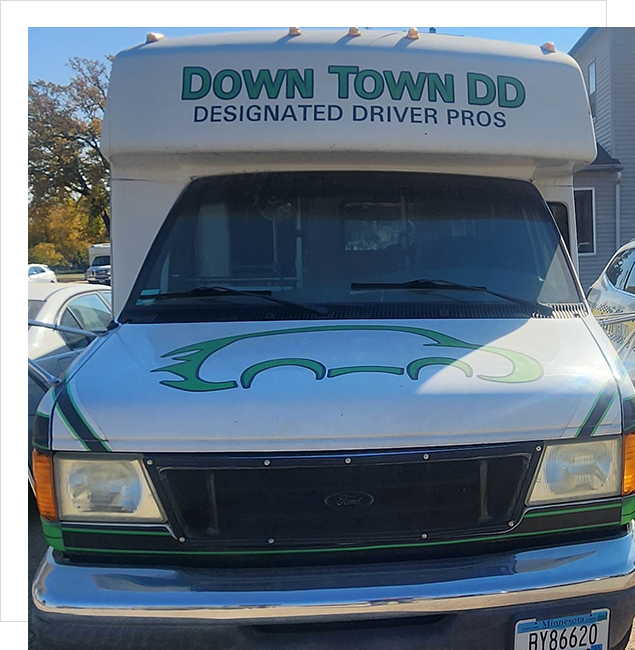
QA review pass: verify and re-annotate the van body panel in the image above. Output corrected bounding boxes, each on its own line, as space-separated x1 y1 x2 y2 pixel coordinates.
103 30 596 311
51 317 621 453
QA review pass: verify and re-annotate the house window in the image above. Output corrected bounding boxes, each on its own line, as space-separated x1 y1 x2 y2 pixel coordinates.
574 189 595 254
587 61 597 118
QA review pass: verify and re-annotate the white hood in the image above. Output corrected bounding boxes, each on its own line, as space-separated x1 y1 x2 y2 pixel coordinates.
52 317 622 452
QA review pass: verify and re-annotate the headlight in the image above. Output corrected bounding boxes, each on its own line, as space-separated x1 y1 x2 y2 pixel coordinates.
527 438 621 506
55 455 165 522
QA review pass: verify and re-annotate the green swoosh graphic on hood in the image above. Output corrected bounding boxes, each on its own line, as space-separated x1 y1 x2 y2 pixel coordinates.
153 325 543 392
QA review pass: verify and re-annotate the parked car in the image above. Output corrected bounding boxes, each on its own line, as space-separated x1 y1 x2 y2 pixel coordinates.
588 240 635 349
28 283 112 437
28 263 57 283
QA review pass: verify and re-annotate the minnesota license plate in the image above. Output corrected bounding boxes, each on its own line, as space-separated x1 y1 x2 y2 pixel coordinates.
514 609 610 650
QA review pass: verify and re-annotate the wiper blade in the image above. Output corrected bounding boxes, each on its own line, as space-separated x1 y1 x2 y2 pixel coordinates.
351 279 553 316
149 286 329 316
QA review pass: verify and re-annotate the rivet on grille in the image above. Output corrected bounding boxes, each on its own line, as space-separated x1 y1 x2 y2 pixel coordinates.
420 533 428 539
345 457 352 464
178 536 186 543
146 459 153 465
422 453 430 460
535 446 542 452
268 538 275 544
263 459 271 466
508 521 515 528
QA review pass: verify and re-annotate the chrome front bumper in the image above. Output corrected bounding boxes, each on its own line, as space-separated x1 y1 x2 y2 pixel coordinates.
33 526 635 623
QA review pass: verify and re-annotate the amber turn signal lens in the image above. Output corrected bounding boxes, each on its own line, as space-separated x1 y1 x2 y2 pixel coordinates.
32 450 57 520
624 434 635 495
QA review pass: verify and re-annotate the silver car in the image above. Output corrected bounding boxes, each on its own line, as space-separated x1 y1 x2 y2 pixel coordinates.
28 283 112 433
588 241 635 383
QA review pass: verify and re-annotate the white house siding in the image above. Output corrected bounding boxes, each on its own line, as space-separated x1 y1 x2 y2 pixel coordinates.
571 28 635 289
571 29 612 153
611 29 635 245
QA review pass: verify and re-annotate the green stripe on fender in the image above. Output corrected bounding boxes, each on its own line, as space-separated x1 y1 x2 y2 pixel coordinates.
53 378 110 452
40 517 65 552
55 403 91 451
66 382 111 451
576 381 618 437
622 494 635 525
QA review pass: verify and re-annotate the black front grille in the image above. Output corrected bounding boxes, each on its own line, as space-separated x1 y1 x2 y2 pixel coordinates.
151 444 539 552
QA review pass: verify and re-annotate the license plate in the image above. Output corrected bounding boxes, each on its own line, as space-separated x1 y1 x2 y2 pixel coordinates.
514 609 610 650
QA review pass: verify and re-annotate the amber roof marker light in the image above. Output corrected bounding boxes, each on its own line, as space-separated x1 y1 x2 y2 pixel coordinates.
288 27 302 37
145 33 165 44
541 41 556 53
348 27 361 38
407 27 420 40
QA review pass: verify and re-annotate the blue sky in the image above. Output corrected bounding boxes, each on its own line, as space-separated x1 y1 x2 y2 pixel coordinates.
29 27 589 85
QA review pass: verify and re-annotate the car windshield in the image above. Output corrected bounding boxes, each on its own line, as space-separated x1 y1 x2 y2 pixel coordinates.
92 256 110 266
123 172 581 321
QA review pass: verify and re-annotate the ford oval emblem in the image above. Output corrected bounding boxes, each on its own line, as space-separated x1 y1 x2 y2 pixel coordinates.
325 491 375 509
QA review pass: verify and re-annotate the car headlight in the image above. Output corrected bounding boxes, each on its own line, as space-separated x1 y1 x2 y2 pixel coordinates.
527 438 622 506
54 455 165 522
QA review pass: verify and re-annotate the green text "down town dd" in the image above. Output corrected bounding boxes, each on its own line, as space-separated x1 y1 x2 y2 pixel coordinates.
181 66 526 108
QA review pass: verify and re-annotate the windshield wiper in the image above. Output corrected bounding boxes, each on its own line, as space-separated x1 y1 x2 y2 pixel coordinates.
148 286 329 316
351 279 553 316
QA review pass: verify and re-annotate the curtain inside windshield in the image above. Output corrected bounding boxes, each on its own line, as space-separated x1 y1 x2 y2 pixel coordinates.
130 172 580 312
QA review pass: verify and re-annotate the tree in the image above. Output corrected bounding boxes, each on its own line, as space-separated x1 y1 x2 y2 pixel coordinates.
29 242 65 268
28 57 111 235
28 199 106 268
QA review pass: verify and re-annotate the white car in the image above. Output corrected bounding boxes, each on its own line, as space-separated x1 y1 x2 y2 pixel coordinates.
28 283 112 432
587 240 635 381
28 263 57 283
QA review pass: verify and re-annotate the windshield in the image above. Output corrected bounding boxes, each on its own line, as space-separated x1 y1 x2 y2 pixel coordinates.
92 255 110 266
123 172 581 322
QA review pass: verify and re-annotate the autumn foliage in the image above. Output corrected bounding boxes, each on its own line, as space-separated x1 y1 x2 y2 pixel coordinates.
28 57 111 268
